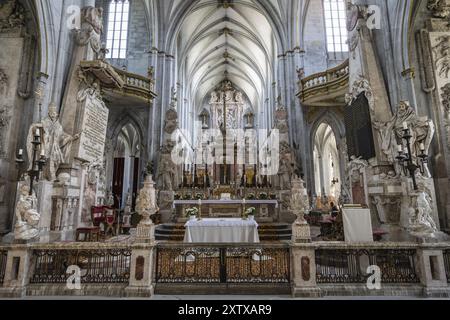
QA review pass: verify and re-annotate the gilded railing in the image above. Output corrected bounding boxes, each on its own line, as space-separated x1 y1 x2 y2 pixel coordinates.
298 59 349 104
155 243 290 284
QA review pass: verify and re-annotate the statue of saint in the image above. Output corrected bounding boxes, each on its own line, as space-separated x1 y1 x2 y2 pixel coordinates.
14 182 40 240
409 192 438 235
27 103 80 181
278 158 292 190
375 101 435 177
157 157 176 191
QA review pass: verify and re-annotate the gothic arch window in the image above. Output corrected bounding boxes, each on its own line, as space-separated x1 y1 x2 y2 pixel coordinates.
323 0 348 60
106 0 130 59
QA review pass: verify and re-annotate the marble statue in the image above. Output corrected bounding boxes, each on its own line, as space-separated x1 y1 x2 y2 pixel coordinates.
76 6 103 57
278 158 292 190
14 182 40 241
375 101 435 177
409 192 438 235
27 103 80 181
157 157 176 191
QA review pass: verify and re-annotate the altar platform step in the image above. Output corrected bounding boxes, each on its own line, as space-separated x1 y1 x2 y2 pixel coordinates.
155 223 292 242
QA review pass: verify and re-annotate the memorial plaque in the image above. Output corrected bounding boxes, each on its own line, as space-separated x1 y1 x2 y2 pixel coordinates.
344 93 375 160
77 98 109 162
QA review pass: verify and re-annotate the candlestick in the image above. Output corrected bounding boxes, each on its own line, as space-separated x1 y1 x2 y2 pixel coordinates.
40 148 45 157
18 149 23 156
403 122 408 130
36 129 40 137
397 145 403 153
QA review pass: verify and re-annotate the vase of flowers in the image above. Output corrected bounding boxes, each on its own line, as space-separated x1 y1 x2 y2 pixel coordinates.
246 193 255 200
186 207 199 220
243 207 256 220
258 192 268 200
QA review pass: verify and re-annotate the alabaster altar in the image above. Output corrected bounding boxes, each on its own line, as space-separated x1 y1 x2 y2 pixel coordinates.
173 199 279 222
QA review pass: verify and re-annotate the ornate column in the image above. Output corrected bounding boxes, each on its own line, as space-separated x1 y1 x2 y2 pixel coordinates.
0 0 35 235
416 0 450 230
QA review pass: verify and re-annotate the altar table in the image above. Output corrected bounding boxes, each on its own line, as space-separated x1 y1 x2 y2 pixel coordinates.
183 218 260 243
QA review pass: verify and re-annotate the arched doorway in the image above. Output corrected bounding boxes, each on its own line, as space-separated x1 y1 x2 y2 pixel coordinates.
112 123 141 209
313 123 341 203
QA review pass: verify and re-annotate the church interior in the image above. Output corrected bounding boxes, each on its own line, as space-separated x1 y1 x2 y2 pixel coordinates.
0 0 450 299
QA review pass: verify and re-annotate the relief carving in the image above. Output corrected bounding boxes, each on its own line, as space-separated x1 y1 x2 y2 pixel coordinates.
432 35 450 78
0 0 25 32
427 0 450 19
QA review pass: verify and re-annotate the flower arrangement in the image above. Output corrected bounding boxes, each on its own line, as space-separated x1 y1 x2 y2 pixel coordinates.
174 194 181 200
185 207 199 217
183 194 192 200
246 193 255 200
243 207 256 219
258 192 268 200
195 193 204 200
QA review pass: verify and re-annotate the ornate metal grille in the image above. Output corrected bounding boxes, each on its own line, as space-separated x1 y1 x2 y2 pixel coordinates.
155 244 290 284
0 250 7 285
30 248 131 284
444 250 450 283
155 246 221 283
316 249 419 284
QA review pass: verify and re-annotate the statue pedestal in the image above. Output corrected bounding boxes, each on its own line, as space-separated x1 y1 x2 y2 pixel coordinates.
135 222 155 243
292 221 311 243
158 190 174 223
37 180 54 243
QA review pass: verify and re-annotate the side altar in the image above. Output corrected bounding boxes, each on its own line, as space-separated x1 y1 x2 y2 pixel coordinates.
173 199 279 223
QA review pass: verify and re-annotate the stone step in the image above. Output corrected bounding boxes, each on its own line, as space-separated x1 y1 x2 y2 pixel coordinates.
155 222 292 242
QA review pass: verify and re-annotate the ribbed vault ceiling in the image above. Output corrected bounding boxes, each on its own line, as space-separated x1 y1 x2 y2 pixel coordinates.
176 0 279 110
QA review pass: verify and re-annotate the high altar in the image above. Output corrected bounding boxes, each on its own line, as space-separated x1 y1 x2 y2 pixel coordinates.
156 80 296 223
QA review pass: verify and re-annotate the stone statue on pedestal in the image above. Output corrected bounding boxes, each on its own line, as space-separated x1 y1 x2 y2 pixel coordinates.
27 103 80 181
14 182 40 241
375 101 435 177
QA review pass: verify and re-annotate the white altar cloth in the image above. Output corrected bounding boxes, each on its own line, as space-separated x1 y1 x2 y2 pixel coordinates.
184 218 260 243
342 208 374 243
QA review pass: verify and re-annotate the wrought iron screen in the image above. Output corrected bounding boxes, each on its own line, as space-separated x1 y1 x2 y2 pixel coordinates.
155 244 290 284
30 248 132 284
316 249 420 284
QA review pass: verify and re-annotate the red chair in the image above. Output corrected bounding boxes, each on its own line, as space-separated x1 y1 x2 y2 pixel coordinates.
105 208 117 236
91 206 106 227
